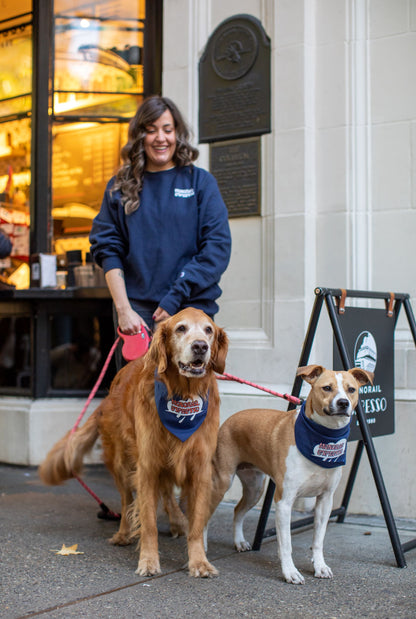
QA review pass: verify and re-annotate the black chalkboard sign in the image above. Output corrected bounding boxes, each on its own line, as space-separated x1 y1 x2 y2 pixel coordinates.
333 307 395 440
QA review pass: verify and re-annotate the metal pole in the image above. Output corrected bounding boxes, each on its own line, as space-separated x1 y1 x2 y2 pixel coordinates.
337 440 364 523
325 291 406 568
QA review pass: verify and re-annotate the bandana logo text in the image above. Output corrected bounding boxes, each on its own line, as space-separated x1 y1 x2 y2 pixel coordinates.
167 397 204 421
313 439 347 462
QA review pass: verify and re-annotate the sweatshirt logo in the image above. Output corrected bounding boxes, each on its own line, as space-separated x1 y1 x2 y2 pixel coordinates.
174 188 195 198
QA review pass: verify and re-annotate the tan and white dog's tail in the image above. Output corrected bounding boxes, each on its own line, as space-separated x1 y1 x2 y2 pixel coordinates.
38 408 100 486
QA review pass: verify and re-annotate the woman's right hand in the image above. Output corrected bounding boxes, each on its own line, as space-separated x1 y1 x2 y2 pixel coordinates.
105 268 149 334
117 306 149 335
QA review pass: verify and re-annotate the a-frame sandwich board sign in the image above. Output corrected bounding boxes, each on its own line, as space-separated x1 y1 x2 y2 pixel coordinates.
252 287 416 568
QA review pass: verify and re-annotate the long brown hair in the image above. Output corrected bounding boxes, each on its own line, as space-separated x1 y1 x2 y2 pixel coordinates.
112 96 199 214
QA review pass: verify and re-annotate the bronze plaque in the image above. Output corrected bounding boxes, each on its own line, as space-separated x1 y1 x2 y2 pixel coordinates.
199 15 271 143
210 138 260 218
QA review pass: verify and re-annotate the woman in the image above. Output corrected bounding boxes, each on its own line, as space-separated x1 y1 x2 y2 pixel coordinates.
89 96 231 338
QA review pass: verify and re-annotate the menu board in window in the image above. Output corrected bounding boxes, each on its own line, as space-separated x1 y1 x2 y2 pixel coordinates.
52 123 122 210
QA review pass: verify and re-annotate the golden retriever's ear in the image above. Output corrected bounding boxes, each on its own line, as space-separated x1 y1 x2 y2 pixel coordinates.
211 327 229 374
145 323 168 375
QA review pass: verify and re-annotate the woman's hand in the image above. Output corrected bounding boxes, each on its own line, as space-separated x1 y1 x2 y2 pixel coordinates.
117 306 149 334
105 268 149 334
152 306 171 325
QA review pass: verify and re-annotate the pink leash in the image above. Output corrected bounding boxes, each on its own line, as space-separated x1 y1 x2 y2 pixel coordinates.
217 372 302 405
71 336 121 435
70 336 122 519
69 327 152 519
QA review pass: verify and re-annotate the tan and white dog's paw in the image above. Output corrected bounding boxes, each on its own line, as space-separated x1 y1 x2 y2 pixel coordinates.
313 560 333 579
282 564 305 585
234 538 251 552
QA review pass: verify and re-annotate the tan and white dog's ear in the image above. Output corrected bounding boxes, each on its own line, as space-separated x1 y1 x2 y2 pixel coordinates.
145 322 168 375
348 367 374 386
296 364 325 384
211 326 229 374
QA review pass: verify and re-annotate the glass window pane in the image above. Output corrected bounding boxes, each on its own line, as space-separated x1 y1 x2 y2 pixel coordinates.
0 5 32 290
0 117 31 288
0 12 32 119
52 121 128 260
51 1 145 264
50 312 115 391
0 315 31 392
54 2 145 119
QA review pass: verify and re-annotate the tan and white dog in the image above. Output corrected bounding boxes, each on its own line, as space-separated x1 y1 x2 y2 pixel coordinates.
209 364 373 584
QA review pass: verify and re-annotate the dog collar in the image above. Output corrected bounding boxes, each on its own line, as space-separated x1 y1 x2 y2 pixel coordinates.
294 401 350 468
154 377 209 442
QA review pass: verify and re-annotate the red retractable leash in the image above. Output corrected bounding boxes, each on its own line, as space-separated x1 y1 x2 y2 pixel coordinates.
69 326 302 519
117 325 152 362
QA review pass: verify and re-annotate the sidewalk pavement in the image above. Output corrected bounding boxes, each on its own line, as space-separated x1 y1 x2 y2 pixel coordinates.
1 463 415 619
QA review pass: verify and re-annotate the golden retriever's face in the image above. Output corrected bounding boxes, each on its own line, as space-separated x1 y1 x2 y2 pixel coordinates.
170 313 215 377
147 308 228 378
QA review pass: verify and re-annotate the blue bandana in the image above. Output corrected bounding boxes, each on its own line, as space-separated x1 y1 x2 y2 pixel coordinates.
154 378 209 442
294 402 350 468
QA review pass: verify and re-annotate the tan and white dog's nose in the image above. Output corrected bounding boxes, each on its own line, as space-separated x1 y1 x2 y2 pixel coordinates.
334 397 351 414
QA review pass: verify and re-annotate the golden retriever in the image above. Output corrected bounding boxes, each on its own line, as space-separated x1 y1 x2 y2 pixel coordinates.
39 307 228 578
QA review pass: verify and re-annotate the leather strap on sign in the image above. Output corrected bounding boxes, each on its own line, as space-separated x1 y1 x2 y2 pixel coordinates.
337 289 347 314
385 292 395 318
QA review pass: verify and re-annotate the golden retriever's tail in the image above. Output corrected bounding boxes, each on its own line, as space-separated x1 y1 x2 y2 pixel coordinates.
38 409 100 485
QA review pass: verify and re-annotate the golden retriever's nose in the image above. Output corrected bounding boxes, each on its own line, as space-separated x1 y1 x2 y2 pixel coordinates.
191 340 209 356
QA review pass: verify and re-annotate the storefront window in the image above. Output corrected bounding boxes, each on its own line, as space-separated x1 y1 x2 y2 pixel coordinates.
0 0 160 398
0 0 149 290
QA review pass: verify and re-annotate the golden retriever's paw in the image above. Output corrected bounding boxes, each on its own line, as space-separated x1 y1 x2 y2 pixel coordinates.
136 557 161 577
188 559 219 578
108 531 133 546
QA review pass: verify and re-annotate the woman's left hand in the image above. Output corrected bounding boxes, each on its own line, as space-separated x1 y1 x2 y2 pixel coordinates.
152 306 171 324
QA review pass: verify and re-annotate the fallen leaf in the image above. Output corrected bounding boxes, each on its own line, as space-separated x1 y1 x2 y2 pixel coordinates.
50 543 84 556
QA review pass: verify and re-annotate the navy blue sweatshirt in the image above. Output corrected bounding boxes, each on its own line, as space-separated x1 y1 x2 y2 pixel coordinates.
89 165 231 316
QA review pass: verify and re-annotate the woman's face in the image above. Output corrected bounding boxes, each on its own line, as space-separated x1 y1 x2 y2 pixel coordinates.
143 109 177 171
